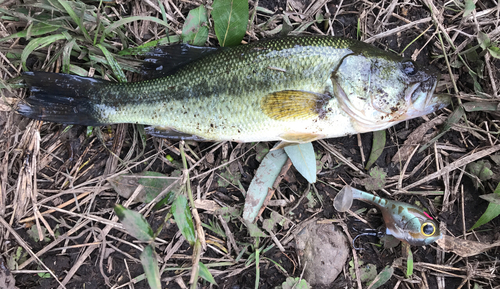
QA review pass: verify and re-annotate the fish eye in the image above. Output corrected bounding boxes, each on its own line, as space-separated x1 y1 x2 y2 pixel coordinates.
421 222 436 236
402 61 417 76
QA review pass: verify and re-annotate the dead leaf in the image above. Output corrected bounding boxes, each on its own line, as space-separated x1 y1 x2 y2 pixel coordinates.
392 116 446 163
194 199 221 213
436 235 500 257
0 97 16 112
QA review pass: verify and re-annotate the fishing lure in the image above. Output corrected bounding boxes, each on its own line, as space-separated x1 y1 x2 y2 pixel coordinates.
334 185 441 246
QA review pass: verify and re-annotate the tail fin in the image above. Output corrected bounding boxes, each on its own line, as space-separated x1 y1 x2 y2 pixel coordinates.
18 72 110 126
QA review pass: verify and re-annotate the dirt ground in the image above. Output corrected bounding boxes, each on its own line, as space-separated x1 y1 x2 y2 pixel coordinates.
1 0 500 288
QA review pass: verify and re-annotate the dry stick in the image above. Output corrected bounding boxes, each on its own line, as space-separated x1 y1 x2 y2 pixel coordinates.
397 145 419 190
339 223 362 289
439 151 452 212
19 191 91 223
423 0 460 95
451 168 465 206
57 185 138 289
318 140 363 174
179 142 205 287
357 134 365 165
101 184 144 287
364 17 432 43
402 144 500 191
0 114 10 217
218 214 240 256
0 215 67 288
484 53 498 98
19 219 91 269
461 185 467 240
434 142 440 180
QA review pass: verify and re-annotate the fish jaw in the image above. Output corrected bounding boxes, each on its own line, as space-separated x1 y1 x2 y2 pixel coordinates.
399 88 451 120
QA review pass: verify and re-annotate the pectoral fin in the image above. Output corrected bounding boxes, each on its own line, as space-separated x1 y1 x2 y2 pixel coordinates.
261 90 331 120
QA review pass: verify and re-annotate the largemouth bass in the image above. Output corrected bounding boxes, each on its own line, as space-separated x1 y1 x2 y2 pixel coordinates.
334 185 441 246
17 36 450 144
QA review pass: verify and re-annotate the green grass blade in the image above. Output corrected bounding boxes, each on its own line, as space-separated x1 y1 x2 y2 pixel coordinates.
114 205 154 242
405 245 413 277
118 35 181 56
470 182 500 230
367 266 393 289
57 0 91 42
158 0 168 22
0 23 59 43
96 44 127 82
365 130 386 170
254 238 260 289
140 244 161 289
171 195 196 246
21 34 67 71
61 38 77 73
198 262 217 285
68 64 90 76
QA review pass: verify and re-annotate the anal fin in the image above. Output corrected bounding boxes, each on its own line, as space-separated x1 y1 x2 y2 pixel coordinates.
272 132 324 150
279 132 324 143
145 126 208 141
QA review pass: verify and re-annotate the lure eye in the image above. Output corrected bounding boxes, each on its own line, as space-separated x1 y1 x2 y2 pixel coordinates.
421 222 436 237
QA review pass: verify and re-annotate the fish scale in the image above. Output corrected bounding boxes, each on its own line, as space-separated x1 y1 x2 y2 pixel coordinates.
18 35 449 144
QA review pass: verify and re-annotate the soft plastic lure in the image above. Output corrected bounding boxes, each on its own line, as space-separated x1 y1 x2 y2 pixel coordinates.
334 185 441 246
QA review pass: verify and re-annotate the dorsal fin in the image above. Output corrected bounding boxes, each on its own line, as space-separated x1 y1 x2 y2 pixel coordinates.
142 44 220 79
260 90 331 121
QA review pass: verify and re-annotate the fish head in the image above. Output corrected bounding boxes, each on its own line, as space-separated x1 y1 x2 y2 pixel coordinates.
399 207 442 246
331 51 450 132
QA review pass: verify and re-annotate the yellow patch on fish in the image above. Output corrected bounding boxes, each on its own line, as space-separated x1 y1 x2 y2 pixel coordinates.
260 90 328 120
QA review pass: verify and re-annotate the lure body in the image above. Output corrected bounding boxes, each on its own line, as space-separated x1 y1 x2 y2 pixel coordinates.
334 186 441 246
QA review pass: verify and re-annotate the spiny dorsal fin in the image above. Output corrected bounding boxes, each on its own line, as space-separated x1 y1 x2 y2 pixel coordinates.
260 90 330 121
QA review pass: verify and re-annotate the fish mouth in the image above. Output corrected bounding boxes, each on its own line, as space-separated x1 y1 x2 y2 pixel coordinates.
400 79 450 120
